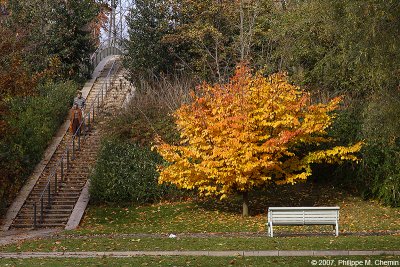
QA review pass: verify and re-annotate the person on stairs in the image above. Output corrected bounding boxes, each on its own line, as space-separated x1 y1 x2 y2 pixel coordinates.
69 103 82 136
73 91 86 110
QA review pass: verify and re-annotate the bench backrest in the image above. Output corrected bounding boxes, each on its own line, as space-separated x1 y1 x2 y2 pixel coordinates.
268 207 339 225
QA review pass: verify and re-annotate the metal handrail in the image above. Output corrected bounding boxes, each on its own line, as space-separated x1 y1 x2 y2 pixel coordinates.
90 37 125 72
91 37 126 58
33 60 119 228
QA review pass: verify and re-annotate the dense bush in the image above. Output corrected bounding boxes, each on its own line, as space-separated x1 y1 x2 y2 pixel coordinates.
89 76 193 204
0 81 77 215
357 90 400 206
359 143 400 207
90 139 183 204
328 91 400 207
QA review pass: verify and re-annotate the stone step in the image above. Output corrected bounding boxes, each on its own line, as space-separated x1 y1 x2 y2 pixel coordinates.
12 223 65 229
33 181 87 187
29 188 83 196
25 196 78 202
33 204 75 209
26 195 80 203
30 189 83 195
18 209 73 216
14 216 68 224
28 195 80 200
34 180 87 185
18 210 71 216
25 197 78 203
15 214 70 220
22 204 76 211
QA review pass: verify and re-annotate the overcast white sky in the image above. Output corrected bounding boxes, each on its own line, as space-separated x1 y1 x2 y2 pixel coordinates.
101 0 134 41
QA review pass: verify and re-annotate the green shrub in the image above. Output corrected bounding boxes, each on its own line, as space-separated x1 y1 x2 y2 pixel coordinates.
90 139 182 204
326 90 400 207
0 81 77 215
359 143 400 207
357 89 400 207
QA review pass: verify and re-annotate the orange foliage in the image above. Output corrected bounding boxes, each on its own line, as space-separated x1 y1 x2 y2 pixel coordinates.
90 3 110 45
156 65 362 199
0 27 37 136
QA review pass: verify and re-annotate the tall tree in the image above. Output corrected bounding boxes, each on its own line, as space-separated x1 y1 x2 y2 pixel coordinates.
156 65 362 216
124 0 174 81
163 0 237 81
47 0 101 81
5 0 102 81
124 0 250 82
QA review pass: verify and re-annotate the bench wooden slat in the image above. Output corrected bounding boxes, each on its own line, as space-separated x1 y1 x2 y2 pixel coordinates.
273 213 337 218
267 206 339 237
269 207 340 210
270 213 337 214
304 221 337 224
272 218 336 225
271 212 338 215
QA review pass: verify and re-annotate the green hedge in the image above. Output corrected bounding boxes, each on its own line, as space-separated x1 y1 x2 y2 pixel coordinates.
0 81 77 215
327 92 400 207
90 139 182 204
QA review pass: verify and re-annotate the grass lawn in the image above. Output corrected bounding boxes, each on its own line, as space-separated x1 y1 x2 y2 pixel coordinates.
73 183 400 235
74 199 399 235
1 256 400 267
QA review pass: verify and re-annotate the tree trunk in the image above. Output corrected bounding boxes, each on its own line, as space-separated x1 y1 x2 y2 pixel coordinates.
239 0 245 61
242 191 249 217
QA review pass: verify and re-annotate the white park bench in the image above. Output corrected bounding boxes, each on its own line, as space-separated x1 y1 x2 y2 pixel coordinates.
267 207 340 237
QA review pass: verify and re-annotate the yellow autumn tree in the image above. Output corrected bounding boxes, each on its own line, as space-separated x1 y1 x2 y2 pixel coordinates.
156 65 362 216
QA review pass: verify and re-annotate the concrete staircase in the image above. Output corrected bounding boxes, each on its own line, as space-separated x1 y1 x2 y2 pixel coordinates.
10 59 132 229
12 130 101 228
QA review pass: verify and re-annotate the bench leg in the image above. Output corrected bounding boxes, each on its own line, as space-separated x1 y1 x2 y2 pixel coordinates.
269 223 273 237
335 223 339 236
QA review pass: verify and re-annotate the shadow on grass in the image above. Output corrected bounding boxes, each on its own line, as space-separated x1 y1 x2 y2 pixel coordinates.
195 181 354 216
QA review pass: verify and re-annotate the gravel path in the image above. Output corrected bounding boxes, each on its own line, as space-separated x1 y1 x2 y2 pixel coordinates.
0 250 400 258
1 229 399 247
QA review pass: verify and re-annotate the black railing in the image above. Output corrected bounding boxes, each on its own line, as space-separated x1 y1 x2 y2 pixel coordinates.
90 37 125 73
32 61 119 228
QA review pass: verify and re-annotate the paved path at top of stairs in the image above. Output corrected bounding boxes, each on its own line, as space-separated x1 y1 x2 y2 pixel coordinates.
0 229 59 247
